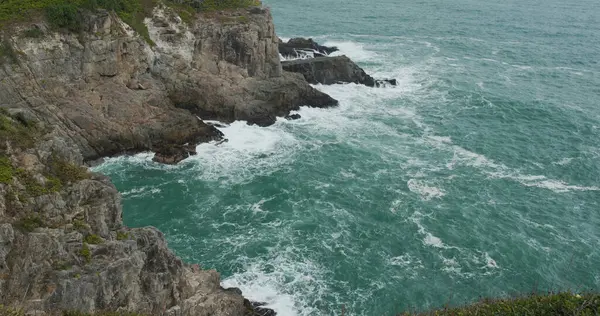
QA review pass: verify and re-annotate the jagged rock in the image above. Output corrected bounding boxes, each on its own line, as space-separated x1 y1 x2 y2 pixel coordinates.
0 4 298 316
278 37 338 58
376 78 397 87
282 55 377 86
0 5 337 165
248 301 277 316
285 113 301 120
152 120 223 164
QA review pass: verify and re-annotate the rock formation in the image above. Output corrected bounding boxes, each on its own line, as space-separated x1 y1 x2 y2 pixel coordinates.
0 4 349 315
282 55 376 86
278 37 338 58
0 6 337 165
279 39 397 87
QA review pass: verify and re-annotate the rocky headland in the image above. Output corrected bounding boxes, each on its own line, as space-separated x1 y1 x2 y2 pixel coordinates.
0 1 395 315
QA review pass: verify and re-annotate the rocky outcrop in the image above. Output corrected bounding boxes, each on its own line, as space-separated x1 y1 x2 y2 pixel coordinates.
152 121 223 164
278 37 338 58
0 4 349 315
0 111 269 315
0 6 337 165
281 55 377 86
280 40 397 87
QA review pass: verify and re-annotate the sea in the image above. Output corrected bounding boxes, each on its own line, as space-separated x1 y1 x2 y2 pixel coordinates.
93 0 600 314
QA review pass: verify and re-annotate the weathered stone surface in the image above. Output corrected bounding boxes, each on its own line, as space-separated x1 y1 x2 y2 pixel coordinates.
278 37 338 58
0 6 337 164
0 5 308 316
282 55 377 86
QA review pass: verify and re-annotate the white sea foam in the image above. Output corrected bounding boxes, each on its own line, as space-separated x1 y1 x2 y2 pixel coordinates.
553 157 573 165
221 252 327 316
483 252 499 269
424 233 445 248
425 136 599 193
407 179 445 201
186 120 299 184
409 211 448 249
324 40 378 62
388 254 422 268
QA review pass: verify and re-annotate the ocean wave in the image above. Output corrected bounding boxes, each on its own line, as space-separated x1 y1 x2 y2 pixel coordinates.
221 251 328 316
324 40 378 62
425 135 599 193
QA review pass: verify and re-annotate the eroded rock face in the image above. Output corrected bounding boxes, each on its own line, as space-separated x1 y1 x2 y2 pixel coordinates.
0 6 337 164
0 5 309 315
0 139 256 315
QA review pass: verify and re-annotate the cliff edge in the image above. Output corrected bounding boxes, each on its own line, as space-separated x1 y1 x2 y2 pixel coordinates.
0 2 336 315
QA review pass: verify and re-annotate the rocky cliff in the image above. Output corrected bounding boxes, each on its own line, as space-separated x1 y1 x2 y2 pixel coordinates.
0 3 336 315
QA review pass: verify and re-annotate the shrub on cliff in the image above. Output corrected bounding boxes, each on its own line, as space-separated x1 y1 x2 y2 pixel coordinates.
45 3 80 30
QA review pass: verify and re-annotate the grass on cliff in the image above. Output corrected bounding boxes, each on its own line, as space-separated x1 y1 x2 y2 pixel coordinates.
0 0 262 45
400 292 600 316
0 111 88 197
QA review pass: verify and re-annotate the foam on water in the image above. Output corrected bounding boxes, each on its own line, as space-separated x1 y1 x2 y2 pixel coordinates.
407 179 445 201
221 248 329 316
95 12 600 313
186 120 300 184
324 40 378 62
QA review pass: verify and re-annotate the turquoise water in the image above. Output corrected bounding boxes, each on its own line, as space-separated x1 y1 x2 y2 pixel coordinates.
94 0 600 314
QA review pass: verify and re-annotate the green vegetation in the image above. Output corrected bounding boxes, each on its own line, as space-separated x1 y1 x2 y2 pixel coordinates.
0 110 37 150
83 234 103 244
0 156 13 183
48 155 90 184
63 311 146 316
0 41 18 65
401 292 600 316
45 3 80 30
0 305 23 316
15 168 62 196
79 242 91 263
116 231 129 240
0 0 262 36
18 214 44 232
52 260 72 270
73 219 88 231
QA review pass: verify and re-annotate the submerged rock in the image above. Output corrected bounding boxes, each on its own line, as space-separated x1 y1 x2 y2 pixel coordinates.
279 37 338 58
376 78 398 87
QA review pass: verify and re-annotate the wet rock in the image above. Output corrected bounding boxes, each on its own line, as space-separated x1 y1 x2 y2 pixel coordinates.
279 37 338 58
285 113 301 120
282 55 376 86
247 300 277 316
376 78 398 86
152 120 223 164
